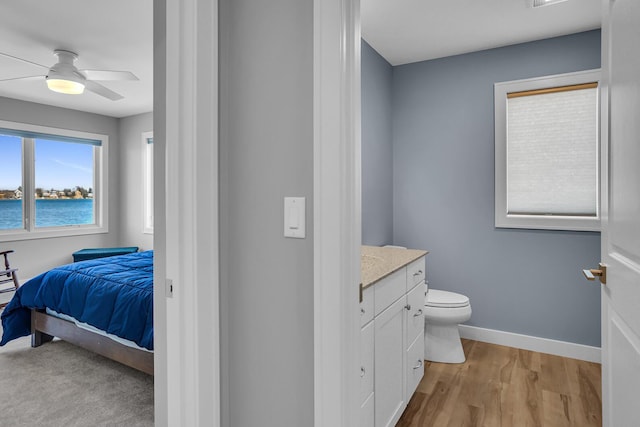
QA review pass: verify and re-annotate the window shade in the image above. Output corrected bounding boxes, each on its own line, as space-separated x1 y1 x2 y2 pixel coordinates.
506 86 598 216
0 128 101 146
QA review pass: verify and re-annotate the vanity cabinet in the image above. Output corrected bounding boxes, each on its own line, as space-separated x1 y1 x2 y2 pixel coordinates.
360 253 426 427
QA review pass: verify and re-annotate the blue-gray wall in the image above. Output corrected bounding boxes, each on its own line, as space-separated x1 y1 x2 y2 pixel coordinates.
362 41 393 246
389 30 602 346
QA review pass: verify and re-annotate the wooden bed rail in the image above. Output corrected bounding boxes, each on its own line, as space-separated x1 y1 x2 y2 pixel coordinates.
31 309 154 375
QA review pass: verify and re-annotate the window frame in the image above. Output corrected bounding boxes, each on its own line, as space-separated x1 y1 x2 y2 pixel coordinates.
142 131 154 234
0 120 109 241
494 69 601 232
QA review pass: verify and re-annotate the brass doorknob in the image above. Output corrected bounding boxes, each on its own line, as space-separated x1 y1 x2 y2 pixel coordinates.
582 263 607 285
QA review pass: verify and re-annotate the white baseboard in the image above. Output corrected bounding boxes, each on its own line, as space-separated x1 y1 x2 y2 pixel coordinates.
459 324 601 363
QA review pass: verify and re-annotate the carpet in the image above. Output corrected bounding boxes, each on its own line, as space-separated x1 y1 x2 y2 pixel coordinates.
0 314 153 426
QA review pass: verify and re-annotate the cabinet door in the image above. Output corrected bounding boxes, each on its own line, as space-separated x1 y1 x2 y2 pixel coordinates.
360 392 374 427
406 332 425 401
405 281 425 345
360 320 374 404
375 297 406 427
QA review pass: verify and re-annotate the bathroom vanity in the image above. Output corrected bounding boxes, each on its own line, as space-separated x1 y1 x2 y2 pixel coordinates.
360 245 428 427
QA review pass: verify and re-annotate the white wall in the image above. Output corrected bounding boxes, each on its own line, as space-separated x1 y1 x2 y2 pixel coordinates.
0 96 120 279
219 0 315 425
119 112 153 250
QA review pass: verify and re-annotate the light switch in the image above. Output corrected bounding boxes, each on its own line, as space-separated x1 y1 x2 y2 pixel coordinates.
284 197 305 238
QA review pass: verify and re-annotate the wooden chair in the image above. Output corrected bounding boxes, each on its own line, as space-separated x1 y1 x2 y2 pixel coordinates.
0 250 19 309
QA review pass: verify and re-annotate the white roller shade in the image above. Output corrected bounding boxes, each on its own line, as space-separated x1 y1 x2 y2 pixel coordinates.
506 86 598 216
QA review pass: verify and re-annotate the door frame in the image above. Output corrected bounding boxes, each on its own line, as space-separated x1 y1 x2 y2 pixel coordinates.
155 0 360 425
154 0 221 425
313 0 361 425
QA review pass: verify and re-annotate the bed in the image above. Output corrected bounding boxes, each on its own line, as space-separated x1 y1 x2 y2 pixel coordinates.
0 251 154 375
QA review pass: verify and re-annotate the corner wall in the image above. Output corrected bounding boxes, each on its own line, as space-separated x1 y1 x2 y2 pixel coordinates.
361 40 393 246
119 111 153 250
391 30 602 346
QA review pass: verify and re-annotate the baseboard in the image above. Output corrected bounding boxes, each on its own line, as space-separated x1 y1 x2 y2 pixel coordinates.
459 324 601 363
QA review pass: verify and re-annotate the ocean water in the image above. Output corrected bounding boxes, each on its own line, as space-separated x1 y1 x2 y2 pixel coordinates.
0 199 94 229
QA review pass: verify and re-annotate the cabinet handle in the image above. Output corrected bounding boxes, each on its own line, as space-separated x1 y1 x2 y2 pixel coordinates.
413 270 423 277
361 366 366 377
413 309 423 317
413 360 423 370
405 304 411 311
360 307 365 315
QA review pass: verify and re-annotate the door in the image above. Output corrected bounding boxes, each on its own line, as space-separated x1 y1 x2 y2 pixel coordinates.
600 1 640 425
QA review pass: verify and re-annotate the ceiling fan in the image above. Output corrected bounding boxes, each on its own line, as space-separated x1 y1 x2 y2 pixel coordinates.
0 49 138 101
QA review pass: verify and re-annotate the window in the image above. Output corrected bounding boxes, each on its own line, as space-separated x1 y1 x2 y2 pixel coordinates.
0 135 23 230
494 69 600 231
0 120 108 240
142 131 153 234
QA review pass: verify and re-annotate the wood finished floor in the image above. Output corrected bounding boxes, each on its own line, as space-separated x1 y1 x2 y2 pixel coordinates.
397 339 601 427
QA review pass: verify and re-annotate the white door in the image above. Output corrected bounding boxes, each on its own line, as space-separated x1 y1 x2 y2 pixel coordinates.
600 1 640 425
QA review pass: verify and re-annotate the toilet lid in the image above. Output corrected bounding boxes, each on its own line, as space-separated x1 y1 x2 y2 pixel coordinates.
425 289 469 308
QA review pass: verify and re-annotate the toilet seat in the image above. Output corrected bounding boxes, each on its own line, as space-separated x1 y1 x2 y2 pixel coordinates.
425 289 469 308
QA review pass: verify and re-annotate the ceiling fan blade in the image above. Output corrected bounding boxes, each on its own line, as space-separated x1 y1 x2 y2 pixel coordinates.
84 80 124 101
0 75 45 83
80 70 139 81
0 52 49 69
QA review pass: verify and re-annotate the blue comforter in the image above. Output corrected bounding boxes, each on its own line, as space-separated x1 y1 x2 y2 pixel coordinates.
0 251 153 350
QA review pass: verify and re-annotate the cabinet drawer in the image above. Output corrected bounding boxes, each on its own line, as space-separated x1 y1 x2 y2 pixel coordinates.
360 320 374 403
374 268 406 316
360 285 374 327
406 281 425 344
405 332 425 401
406 257 426 291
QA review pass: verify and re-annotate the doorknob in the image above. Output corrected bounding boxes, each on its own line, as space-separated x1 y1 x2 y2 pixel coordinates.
582 263 607 285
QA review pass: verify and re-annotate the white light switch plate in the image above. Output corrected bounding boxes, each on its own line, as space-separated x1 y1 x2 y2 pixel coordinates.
284 197 305 238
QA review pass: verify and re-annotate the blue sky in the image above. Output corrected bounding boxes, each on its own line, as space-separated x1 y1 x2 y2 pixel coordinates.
0 134 93 190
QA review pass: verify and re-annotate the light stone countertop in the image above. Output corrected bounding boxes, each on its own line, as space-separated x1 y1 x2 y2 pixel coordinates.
361 245 429 290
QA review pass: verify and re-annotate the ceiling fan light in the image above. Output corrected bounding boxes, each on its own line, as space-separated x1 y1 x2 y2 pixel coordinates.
46 78 85 95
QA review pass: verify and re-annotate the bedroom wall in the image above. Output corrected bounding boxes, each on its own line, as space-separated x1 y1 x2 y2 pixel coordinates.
391 30 602 346
118 112 153 251
0 96 120 280
362 40 394 246
218 1 314 426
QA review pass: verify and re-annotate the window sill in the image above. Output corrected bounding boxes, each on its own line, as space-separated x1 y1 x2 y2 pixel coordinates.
495 214 600 232
0 225 109 242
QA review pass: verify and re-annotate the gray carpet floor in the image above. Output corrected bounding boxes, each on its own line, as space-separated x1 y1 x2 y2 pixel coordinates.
0 313 154 426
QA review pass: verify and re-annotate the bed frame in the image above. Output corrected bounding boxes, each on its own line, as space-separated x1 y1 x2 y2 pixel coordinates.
30 309 154 375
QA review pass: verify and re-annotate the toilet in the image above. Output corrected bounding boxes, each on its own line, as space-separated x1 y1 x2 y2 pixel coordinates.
381 245 472 363
423 284 472 363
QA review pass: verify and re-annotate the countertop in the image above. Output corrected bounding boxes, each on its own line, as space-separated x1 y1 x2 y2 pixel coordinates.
361 245 428 290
